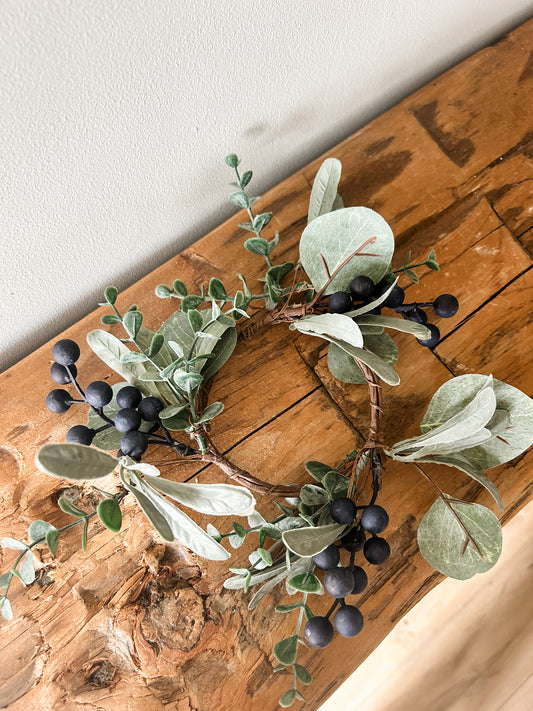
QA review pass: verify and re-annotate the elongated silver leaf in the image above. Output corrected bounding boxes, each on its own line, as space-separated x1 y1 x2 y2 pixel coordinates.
307 158 342 223
120 470 174 541
130 474 230 560
325 337 400 385
223 558 292 590
144 476 256 516
19 551 36 585
345 278 399 317
355 315 431 339
282 522 346 557
248 558 312 610
417 495 502 579
291 313 364 349
36 444 118 480
328 332 398 385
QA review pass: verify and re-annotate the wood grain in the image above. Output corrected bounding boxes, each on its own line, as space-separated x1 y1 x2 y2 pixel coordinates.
1 18 533 711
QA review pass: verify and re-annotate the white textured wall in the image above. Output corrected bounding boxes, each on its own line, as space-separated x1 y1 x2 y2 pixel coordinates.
1 0 532 372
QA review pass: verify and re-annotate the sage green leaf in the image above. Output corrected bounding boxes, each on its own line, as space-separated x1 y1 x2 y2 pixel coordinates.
294 664 312 684
267 261 294 283
160 409 191 431
328 332 399 385
418 454 503 511
202 325 237 381
1 537 27 550
253 212 273 232
120 352 148 363
420 374 533 469
101 314 121 325
208 278 227 301
258 548 273 566
0 572 12 589
273 635 299 665
323 471 350 499
291 313 363 348
299 484 328 506
1 598 13 621
244 237 269 255
159 403 188 419
28 520 56 543
144 476 256 516
123 310 143 339
147 333 165 358
332 193 344 210
417 495 502 579
187 309 204 333
58 497 87 518
104 286 118 305
282 522 346 557
155 284 172 298
329 339 400 386
308 157 342 223
355 314 431 339
120 471 173 541
181 295 204 312
173 279 188 297
304 461 336 482
299 206 394 294
225 557 293 591
246 558 311 609
46 529 60 556
125 473 230 560
134 326 173 368
123 461 161 477
86 329 159 396
98 498 122 533
279 689 297 707
275 602 307 613
207 523 222 541
173 369 204 393
197 401 224 423
241 169 252 187
287 572 324 594
19 551 35 585
36 444 118 480
229 190 249 208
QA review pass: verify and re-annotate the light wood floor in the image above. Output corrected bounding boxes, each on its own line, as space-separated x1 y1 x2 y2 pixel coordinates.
318 503 533 711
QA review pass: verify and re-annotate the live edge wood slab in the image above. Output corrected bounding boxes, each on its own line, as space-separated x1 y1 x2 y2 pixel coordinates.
1 20 532 711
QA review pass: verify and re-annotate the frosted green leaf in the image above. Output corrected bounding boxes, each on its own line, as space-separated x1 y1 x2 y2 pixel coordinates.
299 206 394 294
282 522 346 557
286 572 324 594
274 635 299 665
1 598 13 621
36 444 118 480
328 332 398 384
290 313 363 349
346 278 399 317
355 314 431 339
247 558 311 609
19 551 36 584
299 484 328 506
307 158 342 223
420 374 533 469
144 476 256 516
418 495 502 579
1 538 27 550
28 521 57 543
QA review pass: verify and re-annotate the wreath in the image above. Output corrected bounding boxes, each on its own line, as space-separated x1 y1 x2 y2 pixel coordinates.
1 154 532 708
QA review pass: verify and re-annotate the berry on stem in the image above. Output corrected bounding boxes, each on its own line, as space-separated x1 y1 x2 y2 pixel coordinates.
433 293 459 318
138 397 164 422
46 389 72 414
52 339 80 366
50 362 77 385
85 381 113 408
116 385 143 409
120 430 148 458
363 536 391 565
312 544 340 571
334 605 364 637
341 526 366 552
416 323 440 348
330 497 357 524
114 408 142 433
304 616 334 648
324 567 354 598
350 275 374 301
328 291 353 314
350 565 368 594
360 505 389 534
382 285 405 308
66 425 95 445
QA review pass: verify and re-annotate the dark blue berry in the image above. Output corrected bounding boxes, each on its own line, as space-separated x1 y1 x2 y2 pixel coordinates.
114 408 142 433
334 605 364 637
350 275 374 301
66 425 95 445
50 362 77 385
325 567 354 598
138 397 164 422
120 430 148 458
382 285 405 308
52 339 80 366
116 385 143 409
433 294 459 318
330 497 357 524
328 291 353 314
304 616 334 648
363 536 391 565
351 565 368 594
360 505 389 534
46 389 72 413
85 381 113 408
312 544 340 571
342 526 366 551
416 323 440 348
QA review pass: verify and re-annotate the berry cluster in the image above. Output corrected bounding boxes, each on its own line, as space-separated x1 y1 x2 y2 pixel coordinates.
327 275 459 348
46 339 192 459
304 499 390 648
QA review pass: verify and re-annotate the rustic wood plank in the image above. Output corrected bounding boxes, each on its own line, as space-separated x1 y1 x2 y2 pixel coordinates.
1 19 533 711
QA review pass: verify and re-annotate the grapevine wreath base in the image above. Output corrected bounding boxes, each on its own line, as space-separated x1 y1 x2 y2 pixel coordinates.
2 155 533 707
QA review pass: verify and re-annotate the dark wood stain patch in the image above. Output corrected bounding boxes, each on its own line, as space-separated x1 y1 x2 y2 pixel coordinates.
412 100 475 167
342 150 413 206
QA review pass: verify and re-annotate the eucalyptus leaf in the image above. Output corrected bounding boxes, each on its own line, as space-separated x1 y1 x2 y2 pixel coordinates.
417 495 502 579
208 278 227 301
1 598 13 621
0 572 12 590
308 157 342 223
46 529 60 556
28 520 56 543
327 332 399 384
197 401 224 423
58 497 87 518
123 310 143 339
282 522 346 557
36 444 118 480
294 664 312 685
279 689 297 707
173 369 204 393
274 635 300 666
225 557 294 591
244 237 270 256
19 551 36 585
286 572 324 594
98 498 123 533
188 309 204 333
144 476 256 516
291 313 363 349
420 374 533 470
299 206 394 294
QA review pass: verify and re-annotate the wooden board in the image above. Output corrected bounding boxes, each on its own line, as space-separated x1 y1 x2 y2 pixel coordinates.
1 19 533 711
